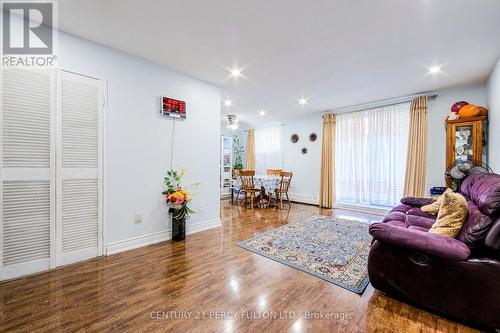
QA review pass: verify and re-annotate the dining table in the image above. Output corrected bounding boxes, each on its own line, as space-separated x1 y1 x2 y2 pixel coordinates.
235 174 281 207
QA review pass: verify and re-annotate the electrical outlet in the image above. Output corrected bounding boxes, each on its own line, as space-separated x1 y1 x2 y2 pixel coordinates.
133 213 142 223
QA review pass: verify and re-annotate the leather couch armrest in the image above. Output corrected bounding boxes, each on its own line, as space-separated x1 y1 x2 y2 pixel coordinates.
485 219 500 250
400 196 435 207
369 222 470 261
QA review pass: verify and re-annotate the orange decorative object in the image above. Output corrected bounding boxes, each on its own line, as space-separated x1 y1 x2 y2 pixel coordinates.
477 106 488 116
458 104 481 118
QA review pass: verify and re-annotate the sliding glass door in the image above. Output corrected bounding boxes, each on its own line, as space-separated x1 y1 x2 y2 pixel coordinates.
335 103 410 207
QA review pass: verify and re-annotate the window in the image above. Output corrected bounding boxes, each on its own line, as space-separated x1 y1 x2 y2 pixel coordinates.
335 103 410 207
255 127 283 174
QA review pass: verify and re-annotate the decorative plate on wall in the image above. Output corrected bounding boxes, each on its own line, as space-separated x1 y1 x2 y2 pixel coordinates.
301 147 308 155
309 133 317 142
290 134 299 143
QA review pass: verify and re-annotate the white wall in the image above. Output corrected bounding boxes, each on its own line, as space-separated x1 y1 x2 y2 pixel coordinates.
281 118 322 204
488 56 500 172
259 83 488 203
58 33 221 245
426 83 488 187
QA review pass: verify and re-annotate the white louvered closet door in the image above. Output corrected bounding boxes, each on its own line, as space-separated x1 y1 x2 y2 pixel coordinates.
1 68 56 280
56 71 103 266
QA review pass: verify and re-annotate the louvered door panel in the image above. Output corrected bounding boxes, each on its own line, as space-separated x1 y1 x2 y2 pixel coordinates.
2 181 50 266
62 80 99 168
57 71 102 266
2 69 51 168
62 179 98 252
1 69 54 280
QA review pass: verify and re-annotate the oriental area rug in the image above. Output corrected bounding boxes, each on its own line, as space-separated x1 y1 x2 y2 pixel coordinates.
238 215 371 293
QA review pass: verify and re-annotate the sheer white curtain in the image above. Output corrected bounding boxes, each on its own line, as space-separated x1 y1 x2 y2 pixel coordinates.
335 103 410 207
255 127 283 174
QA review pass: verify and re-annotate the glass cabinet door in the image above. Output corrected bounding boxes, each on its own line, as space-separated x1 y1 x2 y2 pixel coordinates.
446 116 485 171
454 125 473 162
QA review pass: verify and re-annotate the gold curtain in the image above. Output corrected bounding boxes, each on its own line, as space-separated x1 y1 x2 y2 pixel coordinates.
246 129 256 170
403 96 428 197
320 114 336 208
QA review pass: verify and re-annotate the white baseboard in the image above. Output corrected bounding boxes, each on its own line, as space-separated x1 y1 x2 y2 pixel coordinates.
288 192 319 205
186 217 222 234
106 230 172 255
106 218 222 256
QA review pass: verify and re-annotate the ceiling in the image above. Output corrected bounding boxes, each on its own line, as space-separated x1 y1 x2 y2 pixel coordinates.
58 0 500 125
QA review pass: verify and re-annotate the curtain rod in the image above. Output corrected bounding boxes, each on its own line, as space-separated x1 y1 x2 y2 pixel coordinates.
240 92 438 130
324 93 438 115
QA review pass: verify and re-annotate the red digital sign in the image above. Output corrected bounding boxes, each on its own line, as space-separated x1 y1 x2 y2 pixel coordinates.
162 97 186 118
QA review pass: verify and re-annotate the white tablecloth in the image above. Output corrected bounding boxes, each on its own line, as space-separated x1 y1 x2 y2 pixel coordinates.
235 175 281 193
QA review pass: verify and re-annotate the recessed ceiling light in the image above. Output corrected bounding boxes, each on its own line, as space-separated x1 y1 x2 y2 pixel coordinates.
428 65 442 75
224 100 232 107
298 98 308 105
230 68 242 77
259 110 266 116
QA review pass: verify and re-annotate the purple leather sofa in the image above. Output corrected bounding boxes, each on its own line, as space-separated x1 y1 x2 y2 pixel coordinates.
368 173 500 330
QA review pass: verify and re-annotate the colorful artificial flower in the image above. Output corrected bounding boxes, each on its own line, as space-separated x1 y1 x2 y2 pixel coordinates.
162 169 196 219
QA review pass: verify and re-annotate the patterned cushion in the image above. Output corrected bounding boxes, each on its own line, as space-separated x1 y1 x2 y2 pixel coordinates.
429 191 468 238
421 189 453 215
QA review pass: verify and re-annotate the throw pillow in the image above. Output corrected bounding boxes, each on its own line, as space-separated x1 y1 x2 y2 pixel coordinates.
421 189 453 215
429 191 468 238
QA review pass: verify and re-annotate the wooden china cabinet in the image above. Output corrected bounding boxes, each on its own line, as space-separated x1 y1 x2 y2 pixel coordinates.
445 116 486 186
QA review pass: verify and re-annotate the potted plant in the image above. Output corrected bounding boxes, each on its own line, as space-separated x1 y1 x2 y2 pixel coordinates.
162 169 195 241
232 134 244 170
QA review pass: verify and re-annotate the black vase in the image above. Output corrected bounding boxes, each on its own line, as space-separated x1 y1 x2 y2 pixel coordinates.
169 208 186 241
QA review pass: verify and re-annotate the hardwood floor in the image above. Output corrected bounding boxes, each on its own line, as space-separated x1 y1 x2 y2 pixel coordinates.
0 200 481 332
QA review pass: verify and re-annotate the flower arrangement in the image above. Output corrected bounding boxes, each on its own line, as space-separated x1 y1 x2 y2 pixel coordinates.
162 169 195 219
167 189 191 206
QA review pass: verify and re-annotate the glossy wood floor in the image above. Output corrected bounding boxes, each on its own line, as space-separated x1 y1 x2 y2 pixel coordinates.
0 200 481 333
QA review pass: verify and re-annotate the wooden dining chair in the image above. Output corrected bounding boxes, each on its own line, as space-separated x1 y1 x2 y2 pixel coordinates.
238 170 260 209
271 171 293 209
266 169 282 175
